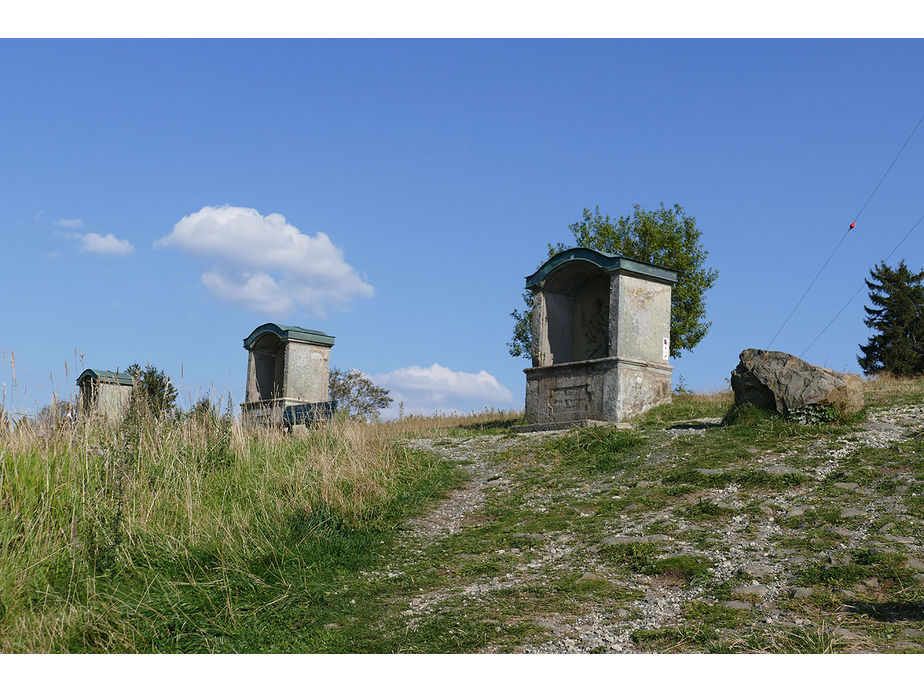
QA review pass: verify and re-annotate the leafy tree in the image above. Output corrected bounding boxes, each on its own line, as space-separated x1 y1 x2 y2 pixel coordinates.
509 203 718 359
126 363 178 416
329 367 393 421
857 259 924 376
36 397 77 431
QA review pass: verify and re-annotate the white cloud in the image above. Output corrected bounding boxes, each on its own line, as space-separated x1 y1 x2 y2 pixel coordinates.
201 270 290 314
372 363 514 418
55 218 85 228
156 205 373 317
80 232 134 255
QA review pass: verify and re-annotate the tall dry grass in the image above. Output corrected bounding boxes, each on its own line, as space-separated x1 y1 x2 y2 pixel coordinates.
375 408 523 437
0 404 458 651
862 372 924 405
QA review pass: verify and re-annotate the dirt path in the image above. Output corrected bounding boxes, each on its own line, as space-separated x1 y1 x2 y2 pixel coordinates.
402 435 530 540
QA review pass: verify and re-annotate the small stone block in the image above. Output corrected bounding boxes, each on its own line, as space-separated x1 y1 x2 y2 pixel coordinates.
731 584 768 597
724 600 751 610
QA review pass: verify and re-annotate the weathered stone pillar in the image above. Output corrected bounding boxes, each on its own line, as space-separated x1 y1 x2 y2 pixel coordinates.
76 369 134 420
241 323 334 426
521 248 676 428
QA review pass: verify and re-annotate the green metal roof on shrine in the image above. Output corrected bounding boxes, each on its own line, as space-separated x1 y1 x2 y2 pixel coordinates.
76 368 135 387
243 323 336 349
525 247 678 289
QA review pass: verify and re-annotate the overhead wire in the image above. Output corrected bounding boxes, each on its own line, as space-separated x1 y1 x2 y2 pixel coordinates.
766 227 851 347
799 211 924 358
767 110 924 348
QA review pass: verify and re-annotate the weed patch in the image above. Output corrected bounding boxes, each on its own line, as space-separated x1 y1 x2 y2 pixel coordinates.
598 541 661 572
599 542 711 585
546 427 644 472
796 550 913 590
772 624 845 653
635 392 733 430
679 500 734 521
648 555 713 585
682 600 749 628
631 625 719 651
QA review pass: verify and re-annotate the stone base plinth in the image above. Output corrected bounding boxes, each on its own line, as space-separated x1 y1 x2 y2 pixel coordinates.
241 398 309 426
524 357 672 425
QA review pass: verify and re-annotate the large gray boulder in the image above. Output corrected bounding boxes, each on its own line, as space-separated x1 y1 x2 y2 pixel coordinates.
730 349 863 416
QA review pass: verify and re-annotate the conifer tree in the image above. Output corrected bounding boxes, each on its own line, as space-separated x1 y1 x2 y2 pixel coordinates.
857 259 924 376
125 363 179 416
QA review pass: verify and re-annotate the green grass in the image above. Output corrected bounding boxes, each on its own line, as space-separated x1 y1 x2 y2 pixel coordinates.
679 500 734 521
598 541 712 584
635 391 734 429
51 449 460 653
599 541 662 572
0 410 466 652
795 550 914 590
647 555 713 584
545 426 645 472
683 600 750 628
630 625 720 651
772 624 846 653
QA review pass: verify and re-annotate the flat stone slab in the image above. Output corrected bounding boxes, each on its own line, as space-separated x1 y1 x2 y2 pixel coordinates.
724 601 752 610
881 534 917 544
765 464 801 475
668 418 723 430
731 584 768 597
512 419 634 433
743 563 775 579
862 421 902 434
890 641 924 652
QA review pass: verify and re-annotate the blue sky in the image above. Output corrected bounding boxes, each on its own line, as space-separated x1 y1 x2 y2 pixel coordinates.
2 39 923 417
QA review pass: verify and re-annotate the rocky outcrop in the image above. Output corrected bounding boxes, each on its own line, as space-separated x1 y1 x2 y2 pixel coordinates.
730 349 864 416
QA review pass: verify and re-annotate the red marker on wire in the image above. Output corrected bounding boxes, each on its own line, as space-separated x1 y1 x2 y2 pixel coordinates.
849 222 856 230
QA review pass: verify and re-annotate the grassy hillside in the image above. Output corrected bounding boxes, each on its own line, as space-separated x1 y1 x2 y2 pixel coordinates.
2 379 923 653
0 408 496 652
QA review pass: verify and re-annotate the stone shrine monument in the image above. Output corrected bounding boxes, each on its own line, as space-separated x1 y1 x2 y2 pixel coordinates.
77 368 134 420
241 322 335 426
523 248 677 426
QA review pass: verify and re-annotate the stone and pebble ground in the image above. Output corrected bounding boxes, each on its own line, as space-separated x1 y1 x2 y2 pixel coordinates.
382 400 924 653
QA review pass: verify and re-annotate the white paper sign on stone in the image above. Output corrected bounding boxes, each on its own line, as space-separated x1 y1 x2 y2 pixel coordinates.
662 337 669 360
